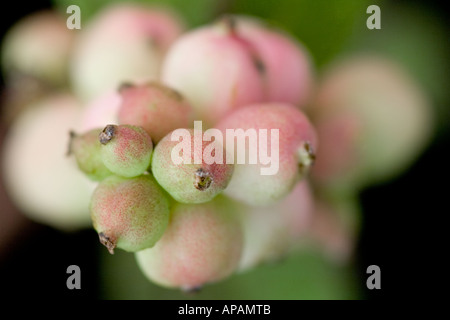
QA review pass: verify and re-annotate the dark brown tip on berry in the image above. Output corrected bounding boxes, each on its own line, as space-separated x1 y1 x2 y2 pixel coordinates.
67 130 77 156
118 82 135 93
98 232 116 255
219 15 238 36
181 285 203 294
253 58 266 75
99 124 117 145
298 141 316 176
194 168 212 191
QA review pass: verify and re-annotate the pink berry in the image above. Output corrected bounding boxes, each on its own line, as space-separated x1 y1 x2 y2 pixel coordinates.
162 16 312 126
71 3 184 101
90 174 170 254
118 82 194 142
135 196 243 291
151 128 234 204
216 103 317 206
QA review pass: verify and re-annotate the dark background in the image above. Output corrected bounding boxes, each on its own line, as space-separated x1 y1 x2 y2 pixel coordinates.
0 0 448 300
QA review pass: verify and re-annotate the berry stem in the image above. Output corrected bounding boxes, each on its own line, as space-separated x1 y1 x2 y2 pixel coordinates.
98 232 117 255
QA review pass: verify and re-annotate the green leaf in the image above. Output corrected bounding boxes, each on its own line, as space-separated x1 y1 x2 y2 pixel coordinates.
52 0 219 27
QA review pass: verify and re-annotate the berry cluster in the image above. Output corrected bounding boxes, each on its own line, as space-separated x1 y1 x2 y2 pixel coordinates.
66 6 319 290
1 2 432 292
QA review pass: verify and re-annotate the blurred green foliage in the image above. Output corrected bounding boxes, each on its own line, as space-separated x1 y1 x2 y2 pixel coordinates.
53 0 218 27
99 247 360 300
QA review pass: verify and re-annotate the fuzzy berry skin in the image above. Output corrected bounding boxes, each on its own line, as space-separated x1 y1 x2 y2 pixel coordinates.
118 82 194 142
90 174 170 254
151 129 234 204
162 16 313 126
311 55 433 191
216 103 317 206
99 124 153 178
69 128 113 181
71 3 184 101
135 196 243 291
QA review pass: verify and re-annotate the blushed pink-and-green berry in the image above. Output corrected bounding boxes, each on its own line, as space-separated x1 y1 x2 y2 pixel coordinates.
151 128 234 204
99 124 153 178
135 196 243 291
216 103 317 206
161 15 313 126
69 128 113 181
118 81 194 143
90 174 170 254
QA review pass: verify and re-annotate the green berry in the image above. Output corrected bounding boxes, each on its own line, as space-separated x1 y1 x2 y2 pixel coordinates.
69 128 113 181
99 124 153 178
